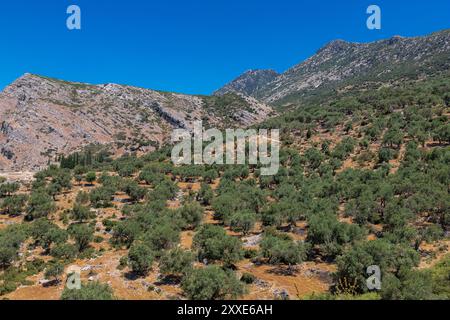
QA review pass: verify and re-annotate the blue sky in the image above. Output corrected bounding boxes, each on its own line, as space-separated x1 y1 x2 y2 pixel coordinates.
1 0 449 94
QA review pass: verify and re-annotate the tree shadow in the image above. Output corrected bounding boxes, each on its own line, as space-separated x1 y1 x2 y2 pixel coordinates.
154 275 181 286
426 142 449 148
124 271 142 280
266 265 298 276
43 279 60 287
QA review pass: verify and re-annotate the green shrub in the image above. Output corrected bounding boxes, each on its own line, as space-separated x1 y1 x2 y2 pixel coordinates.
61 281 115 300
181 266 245 300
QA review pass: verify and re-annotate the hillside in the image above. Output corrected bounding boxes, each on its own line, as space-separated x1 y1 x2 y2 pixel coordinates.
0 69 448 300
214 69 279 97
216 29 450 107
0 28 449 301
0 74 273 171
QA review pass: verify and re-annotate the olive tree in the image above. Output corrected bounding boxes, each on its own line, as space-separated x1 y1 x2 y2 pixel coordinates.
193 224 242 267
44 262 65 284
181 266 245 300
127 242 154 276
159 248 194 278
61 281 115 300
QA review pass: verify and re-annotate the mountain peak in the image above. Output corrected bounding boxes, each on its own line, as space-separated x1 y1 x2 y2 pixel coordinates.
317 39 355 55
323 39 351 47
6 73 39 87
215 28 450 104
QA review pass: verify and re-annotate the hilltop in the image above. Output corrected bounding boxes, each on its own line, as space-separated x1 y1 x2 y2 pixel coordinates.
216 29 450 107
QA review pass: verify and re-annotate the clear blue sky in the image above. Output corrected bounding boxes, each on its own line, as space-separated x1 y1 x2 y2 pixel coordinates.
1 0 449 94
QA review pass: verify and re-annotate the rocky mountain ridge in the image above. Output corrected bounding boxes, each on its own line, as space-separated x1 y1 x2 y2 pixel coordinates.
0 74 272 171
216 29 450 105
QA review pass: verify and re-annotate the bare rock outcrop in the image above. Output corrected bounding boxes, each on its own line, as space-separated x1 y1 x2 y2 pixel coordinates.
0 74 273 171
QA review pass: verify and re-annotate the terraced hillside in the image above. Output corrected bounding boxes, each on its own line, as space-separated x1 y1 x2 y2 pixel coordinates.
0 26 449 300
0 70 448 299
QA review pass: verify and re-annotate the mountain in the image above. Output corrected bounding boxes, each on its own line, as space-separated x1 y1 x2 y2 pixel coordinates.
214 69 279 97
216 29 450 106
0 28 449 302
0 74 273 171
3 29 450 172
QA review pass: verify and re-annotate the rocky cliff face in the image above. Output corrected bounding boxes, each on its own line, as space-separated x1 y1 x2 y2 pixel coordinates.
0 74 272 171
216 29 450 105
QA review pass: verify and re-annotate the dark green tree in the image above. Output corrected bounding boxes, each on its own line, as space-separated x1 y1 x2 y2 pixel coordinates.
181 266 245 300
69 224 94 252
159 248 194 278
61 281 115 300
127 242 154 276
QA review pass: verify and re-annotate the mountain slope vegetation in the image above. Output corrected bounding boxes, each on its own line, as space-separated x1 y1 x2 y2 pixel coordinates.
0 29 449 300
